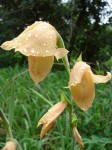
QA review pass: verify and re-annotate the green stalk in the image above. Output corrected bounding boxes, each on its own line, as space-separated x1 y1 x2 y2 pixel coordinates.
57 34 70 75
57 34 75 149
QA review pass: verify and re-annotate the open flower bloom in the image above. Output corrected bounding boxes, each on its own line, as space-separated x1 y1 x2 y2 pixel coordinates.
73 126 84 149
2 141 16 150
69 61 111 111
37 101 67 138
1 21 68 83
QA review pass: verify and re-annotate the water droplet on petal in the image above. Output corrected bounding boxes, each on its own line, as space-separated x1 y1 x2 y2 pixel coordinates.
43 43 47 46
12 45 16 48
35 34 38 37
23 48 27 52
49 35 52 39
31 48 35 53
28 33 32 37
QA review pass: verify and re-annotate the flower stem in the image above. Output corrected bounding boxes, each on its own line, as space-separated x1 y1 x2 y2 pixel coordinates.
57 34 70 75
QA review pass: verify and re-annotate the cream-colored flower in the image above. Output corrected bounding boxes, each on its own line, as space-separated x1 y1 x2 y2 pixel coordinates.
2 141 16 150
69 61 111 111
37 101 67 138
1 21 68 83
73 126 84 149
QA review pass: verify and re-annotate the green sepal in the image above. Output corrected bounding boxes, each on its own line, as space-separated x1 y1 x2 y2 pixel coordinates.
61 91 71 104
77 52 82 62
71 113 78 128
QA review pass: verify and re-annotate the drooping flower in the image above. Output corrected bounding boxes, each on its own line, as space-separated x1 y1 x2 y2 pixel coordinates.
1 21 68 83
37 101 67 138
73 126 84 149
2 141 16 150
69 61 111 111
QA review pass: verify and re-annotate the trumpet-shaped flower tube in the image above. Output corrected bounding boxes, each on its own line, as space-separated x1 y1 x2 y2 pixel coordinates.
1 21 68 83
37 101 67 138
69 61 111 111
2 141 16 150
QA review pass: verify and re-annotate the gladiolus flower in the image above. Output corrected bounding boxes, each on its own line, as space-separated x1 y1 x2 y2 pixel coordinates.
37 101 67 138
1 21 68 83
2 141 16 150
73 126 84 149
69 61 111 111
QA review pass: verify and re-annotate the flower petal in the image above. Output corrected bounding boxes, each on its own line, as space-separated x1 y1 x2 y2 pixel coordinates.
1 21 57 57
70 70 95 111
54 48 69 59
37 101 67 138
73 126 84 149
2 141 16 150
91 72 111 83
28 56 54 84
69 61 90 87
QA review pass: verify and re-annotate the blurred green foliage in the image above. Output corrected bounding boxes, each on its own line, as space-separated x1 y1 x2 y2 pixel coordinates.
0 0 112 68
0 65 112 149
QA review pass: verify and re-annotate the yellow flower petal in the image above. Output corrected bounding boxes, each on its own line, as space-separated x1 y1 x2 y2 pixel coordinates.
54 48 69 59
69 61 90 87
91 72 111 83
1 21 57 57
28 56 54 84
37 101 67 138
69 61 111 110
73 126 84 149
70 70 95 111
2 141 16 150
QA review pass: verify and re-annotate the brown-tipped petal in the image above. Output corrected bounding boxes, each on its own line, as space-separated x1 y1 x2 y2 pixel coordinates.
91 72 111 83
69 61 90 87
28 56 54 84
2 141 16 150
70 70 95 111
73 126 84 149
54 48 69 59
37 101 67 138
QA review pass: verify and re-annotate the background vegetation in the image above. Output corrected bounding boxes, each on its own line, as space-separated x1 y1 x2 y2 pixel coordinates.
0 0 112 149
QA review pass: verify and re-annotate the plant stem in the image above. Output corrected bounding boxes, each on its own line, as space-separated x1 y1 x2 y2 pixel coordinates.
57 34 70 75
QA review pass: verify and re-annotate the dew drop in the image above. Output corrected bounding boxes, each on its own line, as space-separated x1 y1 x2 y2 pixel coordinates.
12 45 16 48
23 48 27 52
49 35 52 39
28 33 32 37
43 43 47 46
31 48 35 53
35 34 38 37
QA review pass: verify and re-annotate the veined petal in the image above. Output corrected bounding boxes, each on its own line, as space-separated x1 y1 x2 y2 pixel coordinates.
69 61 90 87
91 72 111 83
54 48 69 59
70 70 95 111
37 101 67 138
73 126 84 149
28 56 54 84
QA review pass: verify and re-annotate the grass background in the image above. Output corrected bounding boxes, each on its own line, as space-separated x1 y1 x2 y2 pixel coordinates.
0 65 112 150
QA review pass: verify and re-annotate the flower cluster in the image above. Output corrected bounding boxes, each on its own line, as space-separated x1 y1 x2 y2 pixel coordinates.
1 21 111 149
